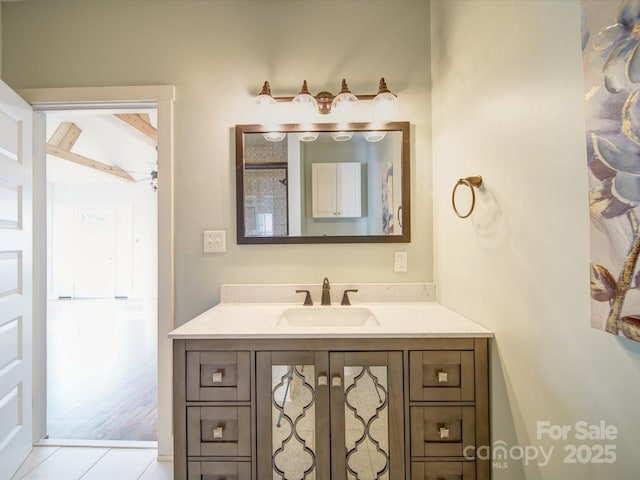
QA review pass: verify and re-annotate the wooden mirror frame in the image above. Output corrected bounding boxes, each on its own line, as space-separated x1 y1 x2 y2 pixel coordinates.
235 121 410 244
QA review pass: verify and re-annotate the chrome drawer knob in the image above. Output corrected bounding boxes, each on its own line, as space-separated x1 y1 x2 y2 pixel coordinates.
212 372 223 383
213 426 224 439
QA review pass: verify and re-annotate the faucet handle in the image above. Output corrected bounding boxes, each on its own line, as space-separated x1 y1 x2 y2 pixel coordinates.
295 289 313 306
341 289 359 306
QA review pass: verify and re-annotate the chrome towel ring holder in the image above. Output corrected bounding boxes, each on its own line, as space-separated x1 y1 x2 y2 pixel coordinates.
452 175 483 218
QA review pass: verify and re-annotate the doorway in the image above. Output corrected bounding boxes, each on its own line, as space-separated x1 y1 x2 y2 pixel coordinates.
18 84 174 457
44 108 158 442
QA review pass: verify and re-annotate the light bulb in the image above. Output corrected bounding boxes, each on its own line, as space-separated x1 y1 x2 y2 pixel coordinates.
255 81 278 125
364 131 386 142
331 131 353 142
292 80 319 123
263 132 286 142
331 79 359 121
297 132 319 142
373 78 399 122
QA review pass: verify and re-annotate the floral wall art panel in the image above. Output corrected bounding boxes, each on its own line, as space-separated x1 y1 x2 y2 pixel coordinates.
583 0 640 342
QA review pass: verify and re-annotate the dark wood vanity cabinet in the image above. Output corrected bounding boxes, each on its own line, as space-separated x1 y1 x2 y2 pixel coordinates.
172 337 489 480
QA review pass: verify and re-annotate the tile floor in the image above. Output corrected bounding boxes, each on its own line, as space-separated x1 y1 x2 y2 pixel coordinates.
10 446 173 480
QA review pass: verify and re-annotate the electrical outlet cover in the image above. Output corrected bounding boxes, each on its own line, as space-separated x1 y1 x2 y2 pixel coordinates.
394 251 408 272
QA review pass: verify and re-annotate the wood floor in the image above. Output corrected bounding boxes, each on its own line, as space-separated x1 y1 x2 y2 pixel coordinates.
46 299 158 441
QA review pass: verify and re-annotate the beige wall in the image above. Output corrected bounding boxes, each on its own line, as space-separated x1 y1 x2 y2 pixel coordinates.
2 0 433 324
9 1 637 477
432 0 640 478
0 3 3 79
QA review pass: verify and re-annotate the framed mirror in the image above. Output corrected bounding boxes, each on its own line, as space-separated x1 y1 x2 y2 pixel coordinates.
235 122 410 244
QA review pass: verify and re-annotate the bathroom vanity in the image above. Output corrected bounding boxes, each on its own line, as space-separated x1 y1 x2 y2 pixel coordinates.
170 288 492 480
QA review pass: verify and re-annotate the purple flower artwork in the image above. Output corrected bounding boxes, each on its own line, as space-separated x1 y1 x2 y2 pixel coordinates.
583 0 640 341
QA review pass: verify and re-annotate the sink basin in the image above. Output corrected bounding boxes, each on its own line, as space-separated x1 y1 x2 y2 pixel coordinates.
277 307 380 327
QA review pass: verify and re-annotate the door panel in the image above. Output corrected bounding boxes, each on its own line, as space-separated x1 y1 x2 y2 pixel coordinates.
0 80 33 480
330 351 404 480
256 351 330 480
257 351 404 480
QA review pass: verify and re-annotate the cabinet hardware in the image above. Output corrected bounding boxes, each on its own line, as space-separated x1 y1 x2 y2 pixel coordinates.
331 375 342 387
437 370 449 383
212 371 224 383
318 374 328 386
213 426 224 439
437 423 450 439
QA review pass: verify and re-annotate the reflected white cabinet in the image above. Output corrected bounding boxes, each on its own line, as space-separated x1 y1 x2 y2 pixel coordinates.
312 162 362 218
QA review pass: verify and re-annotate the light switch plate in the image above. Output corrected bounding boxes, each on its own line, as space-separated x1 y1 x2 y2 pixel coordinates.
394 251 408 272
204 230 226 253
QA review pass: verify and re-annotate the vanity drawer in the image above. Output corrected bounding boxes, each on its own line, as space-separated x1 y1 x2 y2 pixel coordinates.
188 461 251 480
410 351 474 401
411 461 476 480
410 406 475 457
187 351 251 401
187 406 251 457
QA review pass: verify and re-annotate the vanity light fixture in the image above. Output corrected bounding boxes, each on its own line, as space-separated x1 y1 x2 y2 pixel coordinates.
331 131 353 142
255 81 278 123
297 131 319 142
330 79 359 121
292 80 319 122
263 131 286 142
256 77 398 118
363 131 386 142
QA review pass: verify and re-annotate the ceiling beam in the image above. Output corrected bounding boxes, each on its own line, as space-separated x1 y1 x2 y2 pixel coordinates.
111 113 158 147
47 122 135 182
48 122 81 151
46 145 135 182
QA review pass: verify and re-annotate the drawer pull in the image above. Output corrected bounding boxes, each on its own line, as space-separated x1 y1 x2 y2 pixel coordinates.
213 426 224 439
437 370 449 383
318 374 328 386
212 371 224 383
332 375 342 387
438 424 450 439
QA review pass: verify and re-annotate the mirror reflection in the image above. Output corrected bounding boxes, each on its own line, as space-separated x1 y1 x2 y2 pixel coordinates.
236 122 410 244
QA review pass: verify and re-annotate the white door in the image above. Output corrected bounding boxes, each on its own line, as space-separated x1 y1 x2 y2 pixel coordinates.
336 162 361 218
72 207 117 298
312 163 337 218
0 81 33 479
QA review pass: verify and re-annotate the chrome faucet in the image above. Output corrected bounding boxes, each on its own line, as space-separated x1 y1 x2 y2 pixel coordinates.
321 277 331 305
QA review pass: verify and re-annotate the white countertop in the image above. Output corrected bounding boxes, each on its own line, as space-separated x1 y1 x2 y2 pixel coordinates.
168 302 493 339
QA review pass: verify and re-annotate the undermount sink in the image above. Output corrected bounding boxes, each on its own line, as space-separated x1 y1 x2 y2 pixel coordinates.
277 306 380 327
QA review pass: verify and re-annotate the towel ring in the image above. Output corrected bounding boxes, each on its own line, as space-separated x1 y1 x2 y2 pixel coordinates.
452 175 483 218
